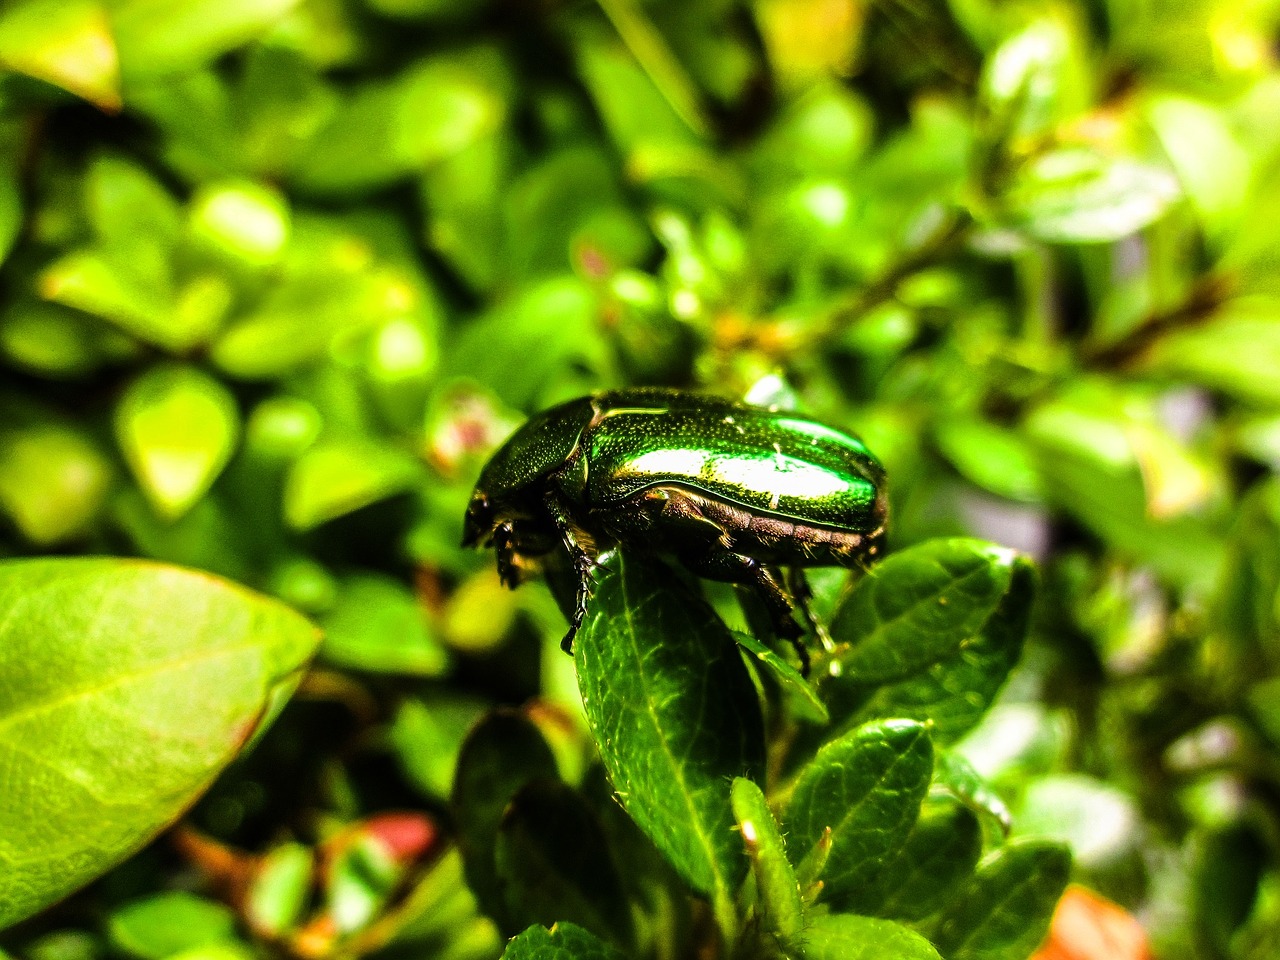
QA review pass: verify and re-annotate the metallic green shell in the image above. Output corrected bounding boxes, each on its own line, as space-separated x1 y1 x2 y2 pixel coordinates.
584 393 884 531
477 396 595 495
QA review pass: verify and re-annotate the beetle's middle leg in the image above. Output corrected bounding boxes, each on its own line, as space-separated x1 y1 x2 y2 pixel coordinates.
543 491 598 655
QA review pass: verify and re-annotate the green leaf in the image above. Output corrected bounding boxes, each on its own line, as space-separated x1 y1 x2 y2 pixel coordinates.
572 20 707 152
1218 479 1279 655
0 558 319 929
933 418 1044 502
391 695 489 799
0 0 120 110
210 214 432 380
0 300 136 378
929 839 1071 960
452 710 560 929
1022 389 1224 589
366 847 502 960
283 439 420 531
732 630 828 724
188 180 291 266
934 751 1014 835
1000 147 1180 243
448 276 609 410
500 922 627 960
1193 824 1266 956
0 127 19 270
107 892 237 960
801 913 942 960
0 423 112 545
782 719 933 905
1145 93 1252 242
112 490 248 581
827 538 1022 684
503 147 649 285
115 364 241 521
575 553 764 915
750 83 874 184
86 153 182 252
319 575 448 677
495 780 635 946
730 777 803 947
290 55 507 197
1143 297 1280 408
836 797 982 921
980 18 1088 142
246 842 313 938
328 833 400 934
828 555 1035 744
110 0 301 82
419 132 510 292
38 249 181 351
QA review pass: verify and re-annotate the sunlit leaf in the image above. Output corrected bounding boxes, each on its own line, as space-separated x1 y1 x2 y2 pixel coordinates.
1001 147 1180 243
0 558 319 929
0 0 120 110
115 365 241 520
0 423 112 545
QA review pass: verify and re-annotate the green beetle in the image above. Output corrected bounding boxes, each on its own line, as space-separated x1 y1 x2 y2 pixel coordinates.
462 388 887 671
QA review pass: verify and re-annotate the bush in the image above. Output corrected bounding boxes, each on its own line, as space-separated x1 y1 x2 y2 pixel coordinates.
0 1 1277 959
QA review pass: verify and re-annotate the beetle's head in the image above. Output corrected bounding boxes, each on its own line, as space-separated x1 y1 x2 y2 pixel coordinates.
461 491 495 548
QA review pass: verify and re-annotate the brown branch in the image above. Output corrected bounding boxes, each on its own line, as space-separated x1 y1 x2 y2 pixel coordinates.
1082 274 1234 369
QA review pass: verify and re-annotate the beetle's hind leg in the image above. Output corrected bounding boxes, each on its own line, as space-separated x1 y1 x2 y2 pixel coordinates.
786 568 836 654
680 549 810 677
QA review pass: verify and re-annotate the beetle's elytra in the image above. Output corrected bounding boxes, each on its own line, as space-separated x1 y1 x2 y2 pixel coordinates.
461 388 887 673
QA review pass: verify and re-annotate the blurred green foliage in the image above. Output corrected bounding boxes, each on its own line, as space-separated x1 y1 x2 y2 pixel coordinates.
0 0 1279 957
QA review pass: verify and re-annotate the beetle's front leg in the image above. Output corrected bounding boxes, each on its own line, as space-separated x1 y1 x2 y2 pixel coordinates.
543 493 596 655
492 521 521 589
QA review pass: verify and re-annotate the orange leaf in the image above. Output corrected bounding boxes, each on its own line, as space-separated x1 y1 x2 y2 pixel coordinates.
1032 885 1152 960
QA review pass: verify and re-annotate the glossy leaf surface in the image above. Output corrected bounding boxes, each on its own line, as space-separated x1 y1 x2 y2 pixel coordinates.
575 554 764 909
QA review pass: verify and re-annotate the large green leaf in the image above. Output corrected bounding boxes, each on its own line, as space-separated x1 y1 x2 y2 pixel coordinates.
0 0 120 110
782 719 933 905
827 538 1023 685
828 552 1035 744
0 558 319 930
836 797 983 920
929 839 1071 960
1142 297 1280 408
1000 147 1180 243
452 710 560 930
494 780 634 947
110 0 300 82
575 553 764 919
